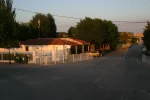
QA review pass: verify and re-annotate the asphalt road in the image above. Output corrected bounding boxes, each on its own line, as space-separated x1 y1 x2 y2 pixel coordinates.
0 44 150 100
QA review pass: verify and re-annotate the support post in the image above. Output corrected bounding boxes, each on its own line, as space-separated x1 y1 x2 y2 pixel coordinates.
75 46 78 54
1 52 3 60
63 55 65 63
55 55 56 64
88 45 90 52
45 56 47 65
40 57 41 65
82 45 84 53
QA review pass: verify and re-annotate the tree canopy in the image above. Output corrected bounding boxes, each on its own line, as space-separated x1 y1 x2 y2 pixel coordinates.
57 32 68 38
0 0 18 47
73 17 119 50
29 13 57 38
143 21 150 50
68 27 76 37
16 23 38 41
119 32 134 43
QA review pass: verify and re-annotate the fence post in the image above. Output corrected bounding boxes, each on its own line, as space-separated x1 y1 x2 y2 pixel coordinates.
40 57 41 65
142 54 146 63
63 55 65 63
45 56 48 65
145 55 147 63
55 55 56 64
1 52 3 60
73 54 74 62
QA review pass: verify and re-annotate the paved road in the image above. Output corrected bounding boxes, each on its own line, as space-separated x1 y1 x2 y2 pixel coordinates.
0 44 150 100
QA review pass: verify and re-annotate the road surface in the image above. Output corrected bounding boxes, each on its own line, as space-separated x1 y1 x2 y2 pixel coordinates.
0 44 150 100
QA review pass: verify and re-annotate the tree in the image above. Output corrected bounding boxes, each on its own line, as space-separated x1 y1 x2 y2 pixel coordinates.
143 21 150 50
17 23 39 41
68 27 76 37
0 0 18 47
57 32 68 38
75 17 104 43
29 13 57 38
102 20 119 50
74 17 119 50
119 32 134 43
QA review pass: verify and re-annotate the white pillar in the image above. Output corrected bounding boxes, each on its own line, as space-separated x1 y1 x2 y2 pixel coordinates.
63 55 65 63
40 57 41 65
32 51 36 63
55 55 56 64
45 56 48 65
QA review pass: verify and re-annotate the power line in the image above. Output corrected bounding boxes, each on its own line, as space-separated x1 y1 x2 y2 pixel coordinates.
14 8 148 23
15 8 82 19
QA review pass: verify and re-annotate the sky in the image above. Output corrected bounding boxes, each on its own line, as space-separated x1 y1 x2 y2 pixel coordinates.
13 0 150 33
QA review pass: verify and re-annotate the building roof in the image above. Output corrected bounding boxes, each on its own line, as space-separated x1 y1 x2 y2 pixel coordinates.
20 38 89 46
70 38 89 45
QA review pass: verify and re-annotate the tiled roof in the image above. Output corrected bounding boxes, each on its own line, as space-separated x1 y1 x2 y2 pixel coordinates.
20 38 89 46
70 38 89 44
60 39 79 46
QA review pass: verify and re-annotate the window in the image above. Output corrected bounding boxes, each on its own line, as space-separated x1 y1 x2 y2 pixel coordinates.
26 46 29 51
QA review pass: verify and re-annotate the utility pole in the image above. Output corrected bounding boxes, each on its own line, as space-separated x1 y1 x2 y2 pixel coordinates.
38 19 41 38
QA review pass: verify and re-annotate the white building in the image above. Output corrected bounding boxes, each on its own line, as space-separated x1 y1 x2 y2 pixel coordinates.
19 38 90 63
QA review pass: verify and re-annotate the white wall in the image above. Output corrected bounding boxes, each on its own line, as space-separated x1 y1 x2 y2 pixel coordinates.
21 45 71 62
21 45 71 51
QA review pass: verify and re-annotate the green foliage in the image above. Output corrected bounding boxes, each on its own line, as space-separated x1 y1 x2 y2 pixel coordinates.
0 0 18 48
29 13 57 38
14 55 29 64
73 17 119 50
119 32 134 43
102 20 119 50
17 23 39 41
143 21 150 50
68 27 76 37
57 32 68 38
131 38 139 44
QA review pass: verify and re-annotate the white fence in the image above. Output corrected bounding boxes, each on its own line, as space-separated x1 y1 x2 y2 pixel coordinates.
34 53 93 65
142 54 150 64
0 51 94 65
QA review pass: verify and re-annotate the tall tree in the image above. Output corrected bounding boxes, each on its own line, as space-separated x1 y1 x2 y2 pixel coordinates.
17 23 38 41
57 32 68 38
68 27 76 37
74 17 119 50
29 13 57 38
0 0 17 47
102 20 119 50
143 21 150 50
75 17 104 43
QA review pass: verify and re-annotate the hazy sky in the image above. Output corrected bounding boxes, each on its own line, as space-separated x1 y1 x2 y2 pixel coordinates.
13 0 150 33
